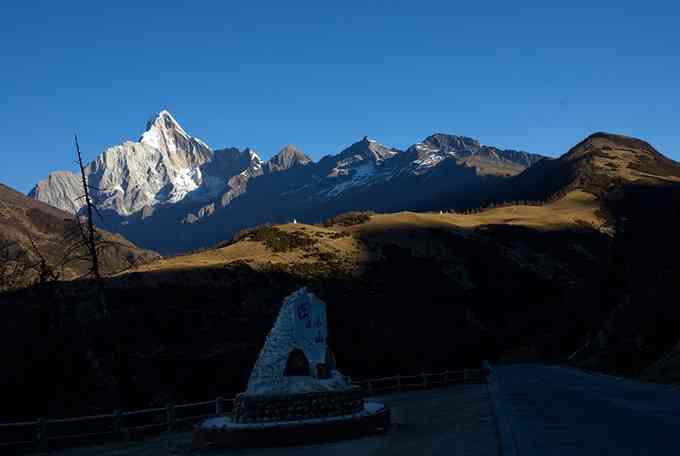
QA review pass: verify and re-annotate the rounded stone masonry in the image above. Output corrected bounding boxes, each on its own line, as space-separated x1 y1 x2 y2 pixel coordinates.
233 386 365 423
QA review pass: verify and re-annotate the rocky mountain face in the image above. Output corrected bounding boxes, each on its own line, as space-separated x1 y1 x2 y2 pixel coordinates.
30 111 546 253
413 134 544 175
30 111 212 215
263 144 312 174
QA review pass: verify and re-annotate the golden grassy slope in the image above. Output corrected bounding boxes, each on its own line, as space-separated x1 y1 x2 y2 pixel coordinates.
129 224 367 274
127 190 604 275
350 190 602 234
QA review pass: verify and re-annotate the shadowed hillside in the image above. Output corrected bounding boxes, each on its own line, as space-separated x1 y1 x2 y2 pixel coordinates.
2 132 679 420
0 216 611 421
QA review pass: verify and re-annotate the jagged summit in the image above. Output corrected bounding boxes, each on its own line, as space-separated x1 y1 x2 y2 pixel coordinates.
264 144 312 174
336 136 399 162
404 133 544 176
143 110 189 139
140 110 211 152
423 133 481 152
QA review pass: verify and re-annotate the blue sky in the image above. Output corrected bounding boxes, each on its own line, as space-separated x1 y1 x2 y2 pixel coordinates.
1 1 679 192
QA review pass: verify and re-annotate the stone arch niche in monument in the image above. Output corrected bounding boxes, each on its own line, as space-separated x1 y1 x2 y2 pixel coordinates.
283 348 311 377
193 287 391 449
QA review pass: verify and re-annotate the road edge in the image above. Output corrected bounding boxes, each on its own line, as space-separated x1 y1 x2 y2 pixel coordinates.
559 364 680 392
487 368 518 456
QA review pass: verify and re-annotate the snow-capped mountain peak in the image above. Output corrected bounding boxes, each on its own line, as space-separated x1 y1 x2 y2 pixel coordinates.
147 110 189 137
31 110 215 216
140 110 192 150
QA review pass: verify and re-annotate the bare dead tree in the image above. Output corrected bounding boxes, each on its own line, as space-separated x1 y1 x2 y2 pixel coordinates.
73 134 108 319
75 134 102 281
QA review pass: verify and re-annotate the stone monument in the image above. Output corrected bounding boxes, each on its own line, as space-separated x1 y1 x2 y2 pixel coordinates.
193 287 390 448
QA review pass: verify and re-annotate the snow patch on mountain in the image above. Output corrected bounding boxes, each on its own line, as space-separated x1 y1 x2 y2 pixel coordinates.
322 162 399 197
248 149 262 163
140 127 163 150
324 163 377 197
168 166 202 203
415 152 446 170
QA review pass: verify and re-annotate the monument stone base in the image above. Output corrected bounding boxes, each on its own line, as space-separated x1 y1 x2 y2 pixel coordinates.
193 402 391 449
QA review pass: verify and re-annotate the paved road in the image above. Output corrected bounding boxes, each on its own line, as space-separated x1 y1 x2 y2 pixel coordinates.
491 365 680 456
58 384 499 456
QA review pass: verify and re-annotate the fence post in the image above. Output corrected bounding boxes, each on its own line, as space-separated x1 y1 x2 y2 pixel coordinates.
395 374 402 391
444 371 449 384
421 373 428 389
166 403 175 432
216 397 225 416
463 369 468 384
366 382 373 395
36 418 47 452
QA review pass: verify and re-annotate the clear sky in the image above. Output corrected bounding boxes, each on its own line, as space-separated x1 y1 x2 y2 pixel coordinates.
1 1 679 192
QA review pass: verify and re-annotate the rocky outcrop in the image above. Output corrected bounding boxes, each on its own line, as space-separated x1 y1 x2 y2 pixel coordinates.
28 170 84 213
219 149 263 208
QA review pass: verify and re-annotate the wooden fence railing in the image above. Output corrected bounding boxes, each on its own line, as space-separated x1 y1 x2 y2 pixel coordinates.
0 367 489 453
353 368 489 394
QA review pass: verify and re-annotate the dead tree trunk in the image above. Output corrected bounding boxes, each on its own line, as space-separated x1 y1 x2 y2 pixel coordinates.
74 134 108 319
75 134 101 281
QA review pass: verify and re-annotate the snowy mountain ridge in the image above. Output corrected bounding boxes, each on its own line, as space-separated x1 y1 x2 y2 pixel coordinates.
29 110 547 253
30 110 258 216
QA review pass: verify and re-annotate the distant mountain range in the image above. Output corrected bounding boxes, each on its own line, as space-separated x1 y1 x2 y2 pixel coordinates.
29 110 546 253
